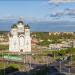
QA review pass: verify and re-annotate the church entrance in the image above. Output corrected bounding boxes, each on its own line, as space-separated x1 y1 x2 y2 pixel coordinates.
19 35 24 53
20 49 23 52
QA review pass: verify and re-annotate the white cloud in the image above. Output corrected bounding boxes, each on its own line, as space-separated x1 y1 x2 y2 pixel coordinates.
49 8 75 21
48 0 75 4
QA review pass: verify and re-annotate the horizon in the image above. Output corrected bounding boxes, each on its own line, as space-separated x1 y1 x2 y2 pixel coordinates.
0 0 75 31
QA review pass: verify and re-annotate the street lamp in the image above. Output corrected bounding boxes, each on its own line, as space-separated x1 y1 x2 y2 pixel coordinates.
47 54 53 64
29 53 32 70
68 54 72 75
58 53 63 73
2 50 5 75
59 59 62 73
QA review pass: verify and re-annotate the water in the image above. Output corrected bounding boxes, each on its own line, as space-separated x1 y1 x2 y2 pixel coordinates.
0 20 75 32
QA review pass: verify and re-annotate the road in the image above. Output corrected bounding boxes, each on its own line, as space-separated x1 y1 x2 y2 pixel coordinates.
48 60 75 75
0 55 75 75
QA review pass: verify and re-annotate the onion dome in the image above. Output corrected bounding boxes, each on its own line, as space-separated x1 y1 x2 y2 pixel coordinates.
24 24 30 29
11 24 17 28
17 20 24 24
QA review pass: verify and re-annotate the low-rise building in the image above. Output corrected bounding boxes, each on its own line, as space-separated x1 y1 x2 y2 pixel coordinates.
49 40 72 50
49 44 62 50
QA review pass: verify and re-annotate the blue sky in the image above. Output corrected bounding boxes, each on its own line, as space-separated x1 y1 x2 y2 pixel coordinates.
0 0 75 22
0 1 50 22
0 0 75 31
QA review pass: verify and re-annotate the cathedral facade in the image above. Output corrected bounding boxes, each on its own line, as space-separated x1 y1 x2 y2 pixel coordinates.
9 20 31 53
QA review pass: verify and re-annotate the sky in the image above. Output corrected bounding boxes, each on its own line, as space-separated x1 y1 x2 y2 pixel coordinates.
0 0 75 22
0 0 75 31
0 1 50 22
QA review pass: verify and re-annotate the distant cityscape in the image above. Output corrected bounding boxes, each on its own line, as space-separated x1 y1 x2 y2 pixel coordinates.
0 20 75 75
0 31 75 50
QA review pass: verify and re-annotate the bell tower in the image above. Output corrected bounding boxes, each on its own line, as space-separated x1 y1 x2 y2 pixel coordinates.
24 24 31 52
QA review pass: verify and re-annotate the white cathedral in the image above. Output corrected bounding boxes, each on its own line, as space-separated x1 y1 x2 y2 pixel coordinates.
9 20 31 53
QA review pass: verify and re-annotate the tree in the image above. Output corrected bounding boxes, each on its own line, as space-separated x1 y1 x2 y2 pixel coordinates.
40 40 50 46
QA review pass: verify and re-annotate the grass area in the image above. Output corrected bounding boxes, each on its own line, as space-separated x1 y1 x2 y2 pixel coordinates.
0 47 75 63
0 45 9 50
71 55 75 61
0 63 21 70
0 63 8 69
7 64 21 69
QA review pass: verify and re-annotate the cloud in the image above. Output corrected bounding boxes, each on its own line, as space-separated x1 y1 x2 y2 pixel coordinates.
0 15 18 22
48 0 75 4
49 8 75 21
50 11 64 17
65 8 75 16
0 15 17 20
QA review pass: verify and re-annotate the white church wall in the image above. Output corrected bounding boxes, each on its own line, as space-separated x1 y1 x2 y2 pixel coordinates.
19 36 25 52
25 29 30 36
11 28 18 35
9 36 19 52
9 37 12 52
9 20 31 53
17 24 24 32
24 36 31 52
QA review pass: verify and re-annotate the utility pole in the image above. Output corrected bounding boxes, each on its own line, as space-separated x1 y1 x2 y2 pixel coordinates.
29 53 32 70
23 53 26 72
68 54 72 75
68 61 71 75
2 50 5 75
53 51 55 60
59 60 61 73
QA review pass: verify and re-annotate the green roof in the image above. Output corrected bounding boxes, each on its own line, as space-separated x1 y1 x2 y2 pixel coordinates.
11 24 17 28
17 21 24 24
24 24 30 29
